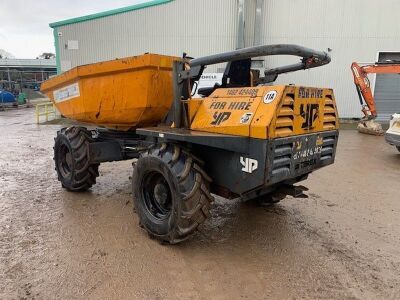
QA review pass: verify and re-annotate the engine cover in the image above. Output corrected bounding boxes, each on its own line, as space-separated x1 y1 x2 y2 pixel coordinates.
189 85 339 139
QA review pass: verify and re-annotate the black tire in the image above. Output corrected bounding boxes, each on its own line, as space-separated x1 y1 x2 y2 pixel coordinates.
132 144 213 244
54 127 99 192
397 146 400 152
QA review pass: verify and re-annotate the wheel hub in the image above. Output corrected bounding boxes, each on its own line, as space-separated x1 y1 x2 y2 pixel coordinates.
154 183 169 206
142 171 172 220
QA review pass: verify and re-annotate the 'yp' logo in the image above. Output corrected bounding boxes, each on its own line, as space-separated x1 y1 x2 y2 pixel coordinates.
211 112 231 125
240 157 258 173
300 104 319 129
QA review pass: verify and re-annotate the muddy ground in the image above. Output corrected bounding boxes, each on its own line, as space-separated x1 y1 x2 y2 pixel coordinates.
1 108 400 299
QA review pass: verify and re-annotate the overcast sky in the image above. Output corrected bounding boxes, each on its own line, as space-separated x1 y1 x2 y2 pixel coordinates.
0 0 147 58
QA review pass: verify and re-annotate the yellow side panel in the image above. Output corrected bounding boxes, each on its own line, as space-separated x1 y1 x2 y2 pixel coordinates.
190 86 287 137
190 96 261 136
189 85 338 139
250 86 286 139
186 99 203 123
269 87 339 138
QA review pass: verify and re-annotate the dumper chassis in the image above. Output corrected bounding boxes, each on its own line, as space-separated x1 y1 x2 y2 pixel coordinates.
48 44 339 244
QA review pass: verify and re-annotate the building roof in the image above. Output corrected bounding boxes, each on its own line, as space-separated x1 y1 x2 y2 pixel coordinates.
49 0 174 28
0 59 56 69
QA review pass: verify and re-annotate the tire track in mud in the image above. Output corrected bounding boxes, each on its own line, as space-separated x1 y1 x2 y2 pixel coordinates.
2 109 400 299
179 198 348 299
190 195 400 299
284 201 400 299
0 113 65 299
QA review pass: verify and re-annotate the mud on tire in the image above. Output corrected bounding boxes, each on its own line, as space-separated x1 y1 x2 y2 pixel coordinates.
132 144 214 244
54 127 99 192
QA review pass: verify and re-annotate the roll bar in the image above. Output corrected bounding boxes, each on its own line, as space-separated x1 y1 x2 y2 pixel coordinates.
185 44 331 78
172 44 331 128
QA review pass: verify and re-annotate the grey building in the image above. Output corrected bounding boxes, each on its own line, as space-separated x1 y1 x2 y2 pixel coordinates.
0 59 56 82
50 0 400 119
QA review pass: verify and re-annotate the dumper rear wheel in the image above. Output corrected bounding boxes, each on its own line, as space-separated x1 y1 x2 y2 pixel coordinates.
54 127 99 192
132 144 213 244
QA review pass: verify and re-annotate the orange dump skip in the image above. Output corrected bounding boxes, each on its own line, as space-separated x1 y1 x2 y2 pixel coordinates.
41 54 179 130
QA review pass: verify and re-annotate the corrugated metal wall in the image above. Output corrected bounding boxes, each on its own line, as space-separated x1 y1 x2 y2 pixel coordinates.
374 52 400 121
55 0 400 118
56 0 239 73
259 0 400 118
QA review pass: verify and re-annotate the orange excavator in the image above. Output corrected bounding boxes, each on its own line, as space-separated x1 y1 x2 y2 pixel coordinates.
351 62 400 135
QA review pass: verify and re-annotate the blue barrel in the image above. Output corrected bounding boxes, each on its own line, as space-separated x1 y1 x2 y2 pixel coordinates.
0 90 16 103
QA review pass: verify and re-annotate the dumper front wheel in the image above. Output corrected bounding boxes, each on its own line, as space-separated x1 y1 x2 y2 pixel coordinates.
54 127 99 192
132 144 213 244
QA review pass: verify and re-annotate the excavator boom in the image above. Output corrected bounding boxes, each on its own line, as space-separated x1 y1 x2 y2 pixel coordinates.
351 62 400 119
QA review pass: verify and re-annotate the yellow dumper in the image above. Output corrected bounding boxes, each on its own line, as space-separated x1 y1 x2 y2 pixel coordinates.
41 54 177 129
41 44 339 244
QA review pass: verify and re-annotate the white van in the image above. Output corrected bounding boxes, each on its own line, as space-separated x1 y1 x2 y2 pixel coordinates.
192 73 223 98
385 113 400 152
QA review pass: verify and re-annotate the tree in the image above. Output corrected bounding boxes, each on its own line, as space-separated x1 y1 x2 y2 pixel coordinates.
37 52 56 59
0 49 14 59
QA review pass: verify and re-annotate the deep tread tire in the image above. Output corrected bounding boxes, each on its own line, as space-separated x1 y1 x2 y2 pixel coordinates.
54 127 99 192
132 144 213 244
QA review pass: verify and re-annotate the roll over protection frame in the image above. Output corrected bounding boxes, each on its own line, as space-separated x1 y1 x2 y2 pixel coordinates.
172 44 331 128
184 44 331 79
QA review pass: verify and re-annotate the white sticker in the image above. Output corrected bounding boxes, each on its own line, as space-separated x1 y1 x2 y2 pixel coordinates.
53 83 80 103
263 90 277 104
240 112 253 124
67 40 79 50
